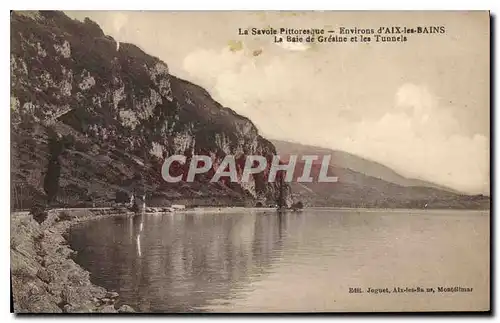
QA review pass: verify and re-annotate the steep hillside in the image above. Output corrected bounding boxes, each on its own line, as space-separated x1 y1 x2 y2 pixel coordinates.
10 11 284 209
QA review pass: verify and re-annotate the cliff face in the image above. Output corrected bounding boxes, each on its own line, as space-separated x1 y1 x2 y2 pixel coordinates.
11 11 282 208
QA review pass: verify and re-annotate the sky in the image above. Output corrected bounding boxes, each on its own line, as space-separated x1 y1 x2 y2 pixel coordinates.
66 11 490 194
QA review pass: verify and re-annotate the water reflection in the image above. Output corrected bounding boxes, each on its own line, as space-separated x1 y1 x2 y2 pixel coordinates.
69 210 489 312
134 213 144 258
70 212 292 312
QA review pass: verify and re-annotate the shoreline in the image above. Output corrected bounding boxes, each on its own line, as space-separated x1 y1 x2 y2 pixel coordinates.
10 207 136 313
11 205 489 313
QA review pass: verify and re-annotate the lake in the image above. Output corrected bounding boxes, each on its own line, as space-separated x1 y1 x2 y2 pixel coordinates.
69 209 490 312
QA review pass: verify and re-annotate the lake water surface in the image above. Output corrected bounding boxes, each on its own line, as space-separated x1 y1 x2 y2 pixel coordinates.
69 209 490 312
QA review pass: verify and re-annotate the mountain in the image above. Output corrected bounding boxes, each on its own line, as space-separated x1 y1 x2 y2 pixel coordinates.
9 11 488 211
272 140 489 209
272 139 459 192
10 11 285 209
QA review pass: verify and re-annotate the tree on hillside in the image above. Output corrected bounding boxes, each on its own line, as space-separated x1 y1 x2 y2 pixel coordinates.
115 190 130 204
43 129 64 205
291 201 304 210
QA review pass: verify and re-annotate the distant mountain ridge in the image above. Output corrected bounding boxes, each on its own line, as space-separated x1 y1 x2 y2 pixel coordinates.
272 139 460 193
271 139 489 209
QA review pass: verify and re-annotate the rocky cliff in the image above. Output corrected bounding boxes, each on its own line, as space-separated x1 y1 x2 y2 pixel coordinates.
10 11 283 209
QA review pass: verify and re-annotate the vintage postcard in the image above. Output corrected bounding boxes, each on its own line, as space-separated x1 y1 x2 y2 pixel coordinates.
10 10 490 313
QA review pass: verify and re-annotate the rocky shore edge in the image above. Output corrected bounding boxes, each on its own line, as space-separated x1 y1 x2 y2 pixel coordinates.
11 207 136 313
